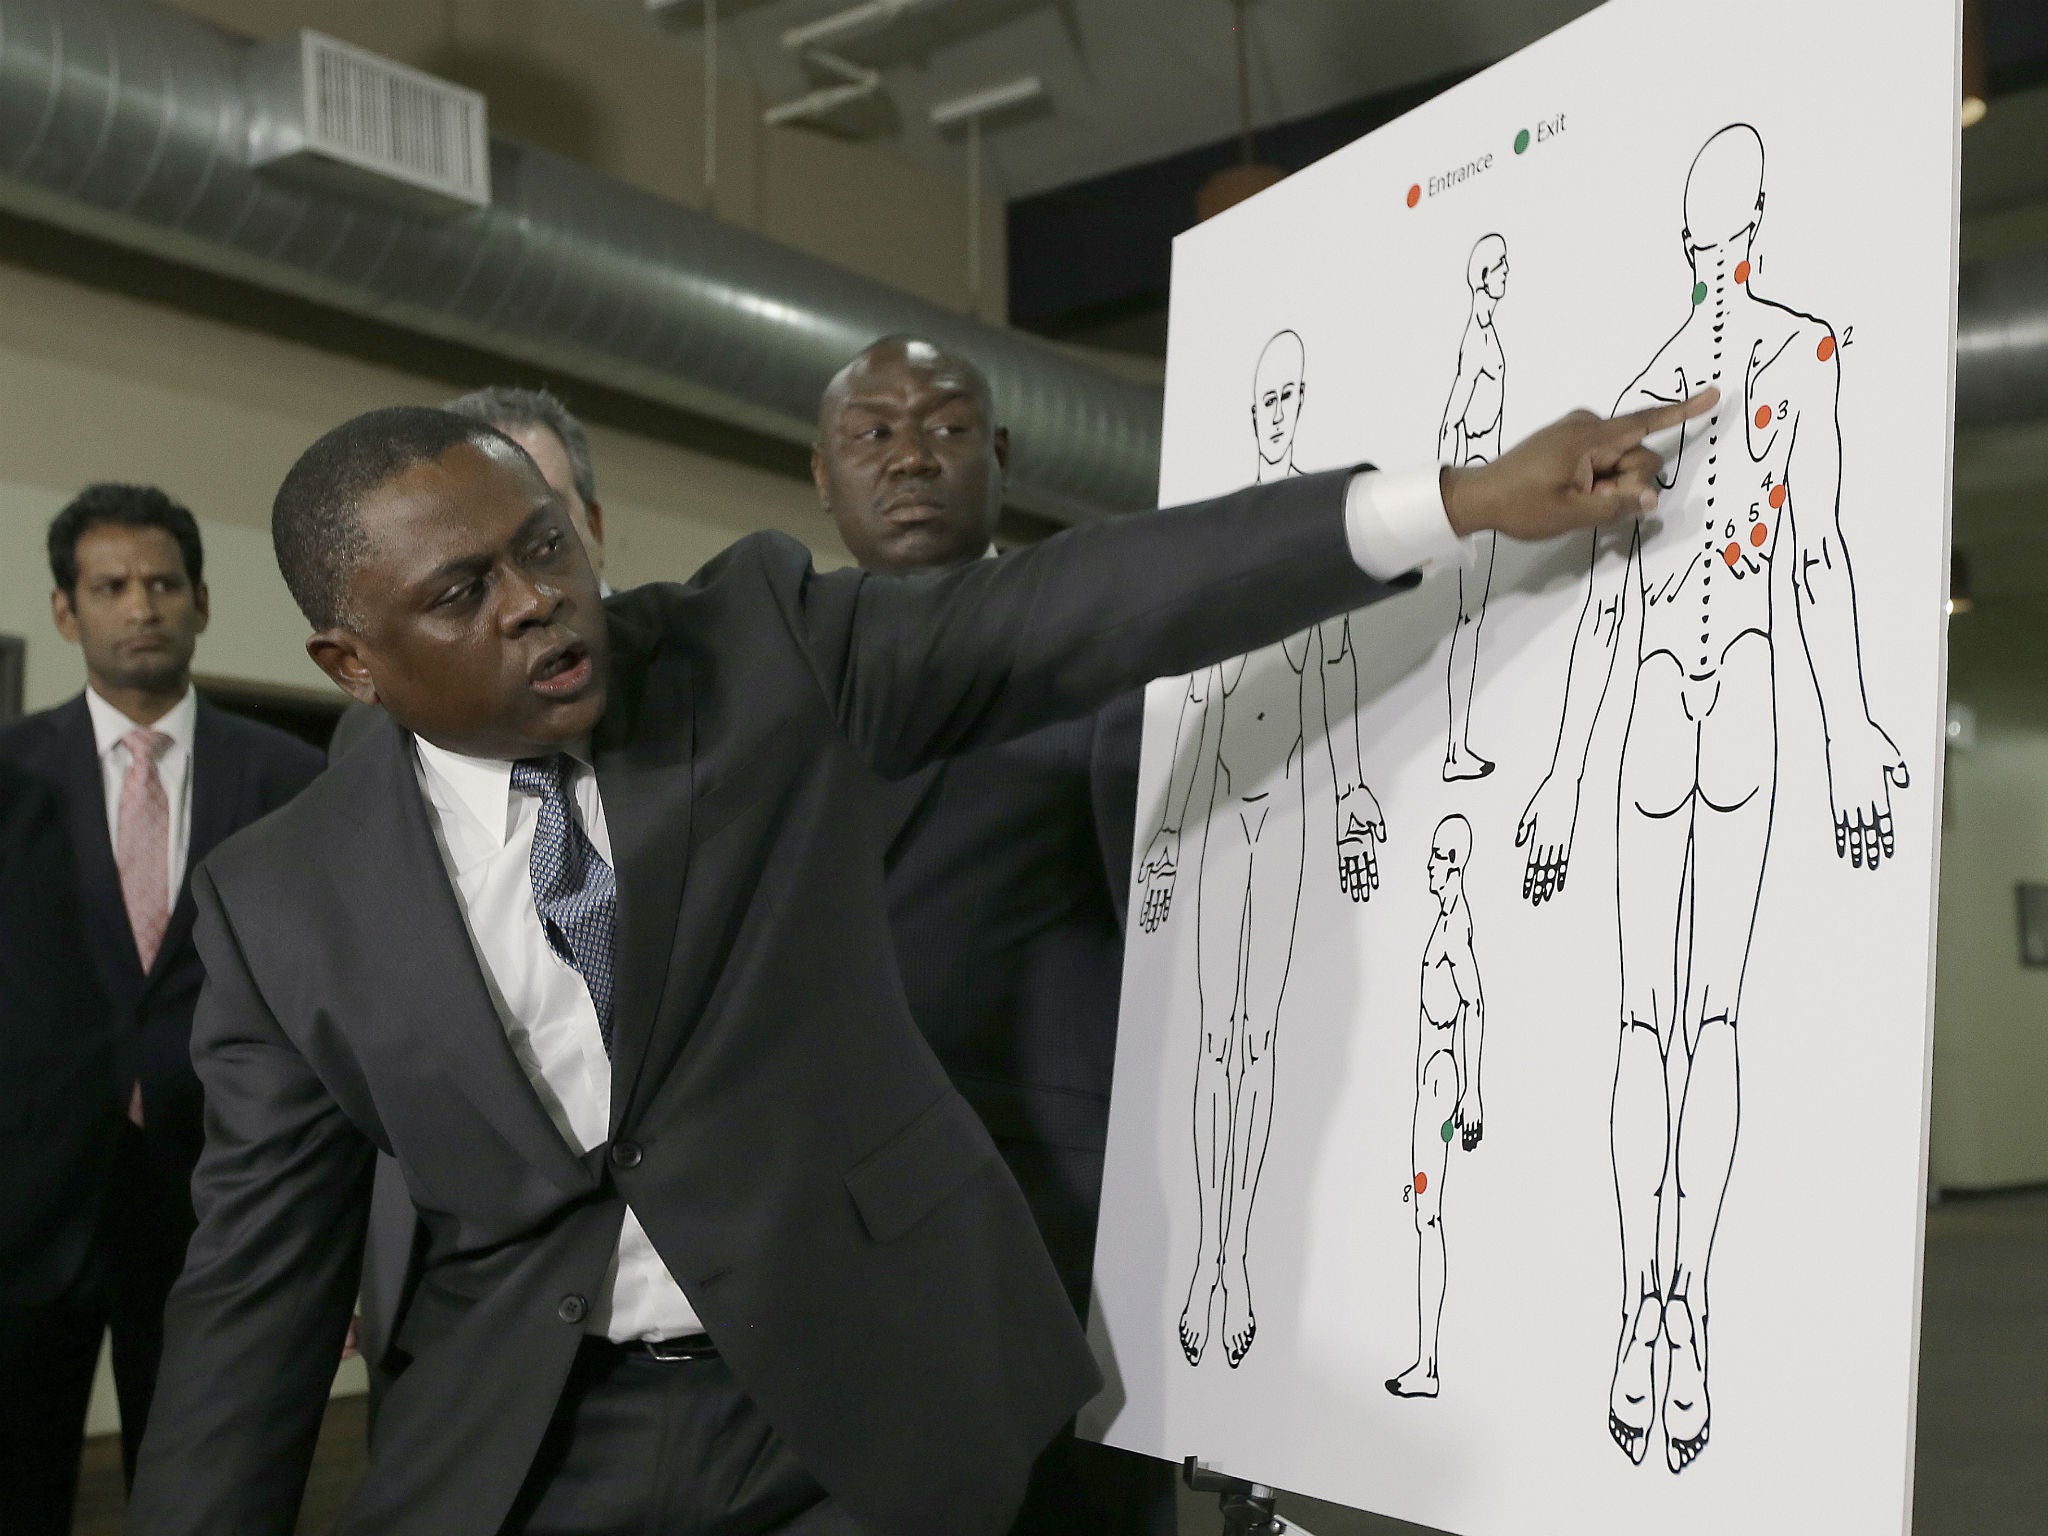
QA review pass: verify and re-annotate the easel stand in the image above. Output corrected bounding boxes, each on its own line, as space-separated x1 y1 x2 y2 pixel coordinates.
1182 1458 1320 1536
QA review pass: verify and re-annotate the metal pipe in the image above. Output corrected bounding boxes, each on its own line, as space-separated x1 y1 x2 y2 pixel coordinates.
0 0 1161 523
1956 248 2048 429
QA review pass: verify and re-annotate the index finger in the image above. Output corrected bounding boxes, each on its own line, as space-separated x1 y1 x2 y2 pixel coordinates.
1607 387 1720 446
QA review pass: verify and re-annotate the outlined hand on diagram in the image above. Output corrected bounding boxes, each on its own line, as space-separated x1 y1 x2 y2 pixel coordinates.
1137 823 1180 931
1515 772 1579 904
1827 718 1909 869
1335 782 1386 902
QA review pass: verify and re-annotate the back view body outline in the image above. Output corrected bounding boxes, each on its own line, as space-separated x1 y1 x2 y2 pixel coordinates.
1440 234 1511 782
1515 123 1908 1475
1137 329 1384 1371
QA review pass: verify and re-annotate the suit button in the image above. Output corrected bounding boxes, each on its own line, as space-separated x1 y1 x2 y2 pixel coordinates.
611 1140 642 1170
557 1294 588 1325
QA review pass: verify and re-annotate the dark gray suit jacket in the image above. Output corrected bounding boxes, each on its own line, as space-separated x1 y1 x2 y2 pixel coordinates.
0 758 113 1304
0 697 323 1175
129 468 1406 1536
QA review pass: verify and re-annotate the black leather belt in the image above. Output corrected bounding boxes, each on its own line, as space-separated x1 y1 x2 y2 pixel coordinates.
604 1331 718 1363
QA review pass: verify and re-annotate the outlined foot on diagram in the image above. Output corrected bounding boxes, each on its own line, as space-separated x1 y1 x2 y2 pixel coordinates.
1219 1256 1258 1367
1179 1268 1218 1366
1385 1361 1440 1399
1661 1293 1712 1472
1609 1293 1663 1466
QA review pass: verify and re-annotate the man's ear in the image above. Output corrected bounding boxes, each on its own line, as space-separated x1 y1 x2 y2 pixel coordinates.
581 499 606 551
50 588 79 645
810 443 832 512
307 629 379 707
992 425 1011 477
192 581 211 635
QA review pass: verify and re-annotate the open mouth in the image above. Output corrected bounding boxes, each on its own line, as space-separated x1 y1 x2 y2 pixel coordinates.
530 639 593 697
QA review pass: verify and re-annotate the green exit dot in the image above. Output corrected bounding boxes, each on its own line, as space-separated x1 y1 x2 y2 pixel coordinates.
1440 1117 1456 1144
1693 281 1708 306
1514 128 1531 155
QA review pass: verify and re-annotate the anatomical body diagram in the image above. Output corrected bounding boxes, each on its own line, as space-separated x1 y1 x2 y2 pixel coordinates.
1135 329 1386 1370
1440 234 1511 782
1515 124 1909 1475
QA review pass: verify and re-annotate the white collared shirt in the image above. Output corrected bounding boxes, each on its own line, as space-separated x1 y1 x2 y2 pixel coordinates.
1345 468 1472 579
85 684 197 912
412 735 701 1343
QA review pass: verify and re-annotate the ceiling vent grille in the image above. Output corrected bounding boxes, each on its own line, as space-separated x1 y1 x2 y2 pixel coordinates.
247 31 490 214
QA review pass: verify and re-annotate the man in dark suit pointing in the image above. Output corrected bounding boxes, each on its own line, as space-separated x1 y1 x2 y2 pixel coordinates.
130 387 1711 1536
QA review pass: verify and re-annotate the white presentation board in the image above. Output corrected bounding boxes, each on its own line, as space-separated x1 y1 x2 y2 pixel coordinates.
1083 3 1960 1533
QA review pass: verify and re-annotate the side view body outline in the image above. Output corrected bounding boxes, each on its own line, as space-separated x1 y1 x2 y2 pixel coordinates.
1440 234 1511 782
1387 813 1485 1401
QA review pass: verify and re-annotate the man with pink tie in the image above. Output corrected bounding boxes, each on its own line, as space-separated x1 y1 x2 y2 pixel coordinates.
0 485 321 1534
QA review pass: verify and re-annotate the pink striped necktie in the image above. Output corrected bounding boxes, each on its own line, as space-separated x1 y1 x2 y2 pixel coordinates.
116 727 173 972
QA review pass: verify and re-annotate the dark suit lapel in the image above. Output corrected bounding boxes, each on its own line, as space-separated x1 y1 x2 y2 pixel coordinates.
336 717 594 1195
591 621 694 1132
148 700 244 990
53 696 144 999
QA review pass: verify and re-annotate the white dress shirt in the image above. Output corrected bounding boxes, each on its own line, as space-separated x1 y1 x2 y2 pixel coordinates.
412 737 702 1343
85 684 197 912
1344 467 1472 580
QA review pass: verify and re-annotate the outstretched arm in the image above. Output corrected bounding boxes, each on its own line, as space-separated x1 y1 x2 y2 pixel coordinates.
1450 922 1486 1149
1137 670 1214 932
1517 523 1631 903
1782 338 1908 870
1317 617 1385 901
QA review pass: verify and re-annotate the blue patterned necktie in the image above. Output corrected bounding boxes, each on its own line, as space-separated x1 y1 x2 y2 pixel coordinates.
511 755 618 1055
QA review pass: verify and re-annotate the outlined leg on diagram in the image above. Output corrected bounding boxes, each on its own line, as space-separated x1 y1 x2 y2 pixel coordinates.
1135 327 1389 1370
1514 124 1910 1473
1387 815 1486 1401
1440 234 1510 782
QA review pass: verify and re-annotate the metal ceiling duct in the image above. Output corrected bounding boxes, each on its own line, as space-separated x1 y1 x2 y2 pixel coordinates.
2 0 2045 516
0 0 1161 523
1957 250 2048 430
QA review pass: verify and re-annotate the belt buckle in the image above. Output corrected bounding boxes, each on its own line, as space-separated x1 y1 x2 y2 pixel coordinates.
641 1333 715 1362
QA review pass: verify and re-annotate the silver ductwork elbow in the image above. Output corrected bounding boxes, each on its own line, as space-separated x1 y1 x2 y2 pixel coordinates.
0 0 1160 524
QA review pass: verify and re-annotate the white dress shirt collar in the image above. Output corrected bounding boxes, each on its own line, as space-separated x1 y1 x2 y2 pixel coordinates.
85 683 197 759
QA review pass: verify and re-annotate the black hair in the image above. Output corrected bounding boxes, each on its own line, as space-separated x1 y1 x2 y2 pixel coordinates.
272 406 516 630
47 484 204 594
443 385 598 509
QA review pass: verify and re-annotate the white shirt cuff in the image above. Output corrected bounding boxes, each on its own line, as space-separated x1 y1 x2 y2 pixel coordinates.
1343 468 1471 581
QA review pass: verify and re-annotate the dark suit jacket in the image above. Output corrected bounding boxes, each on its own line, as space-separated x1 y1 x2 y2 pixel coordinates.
882 690 1141 1310
128 468 1406 1536
0 696 323 1175
0 758 114 1305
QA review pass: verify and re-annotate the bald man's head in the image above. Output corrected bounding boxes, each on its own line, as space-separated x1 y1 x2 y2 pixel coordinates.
813 335 1009 575
1683 124 1766 254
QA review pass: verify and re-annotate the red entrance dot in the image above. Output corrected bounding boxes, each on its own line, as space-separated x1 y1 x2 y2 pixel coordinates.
1755 404 1773 429
1750 521 1769 547
1406 184 1421 208
1769 483 1788 509
1414 1171 1428 1194
1817 334 1837 362
1735 260 1752 284
1723 543 1742 567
